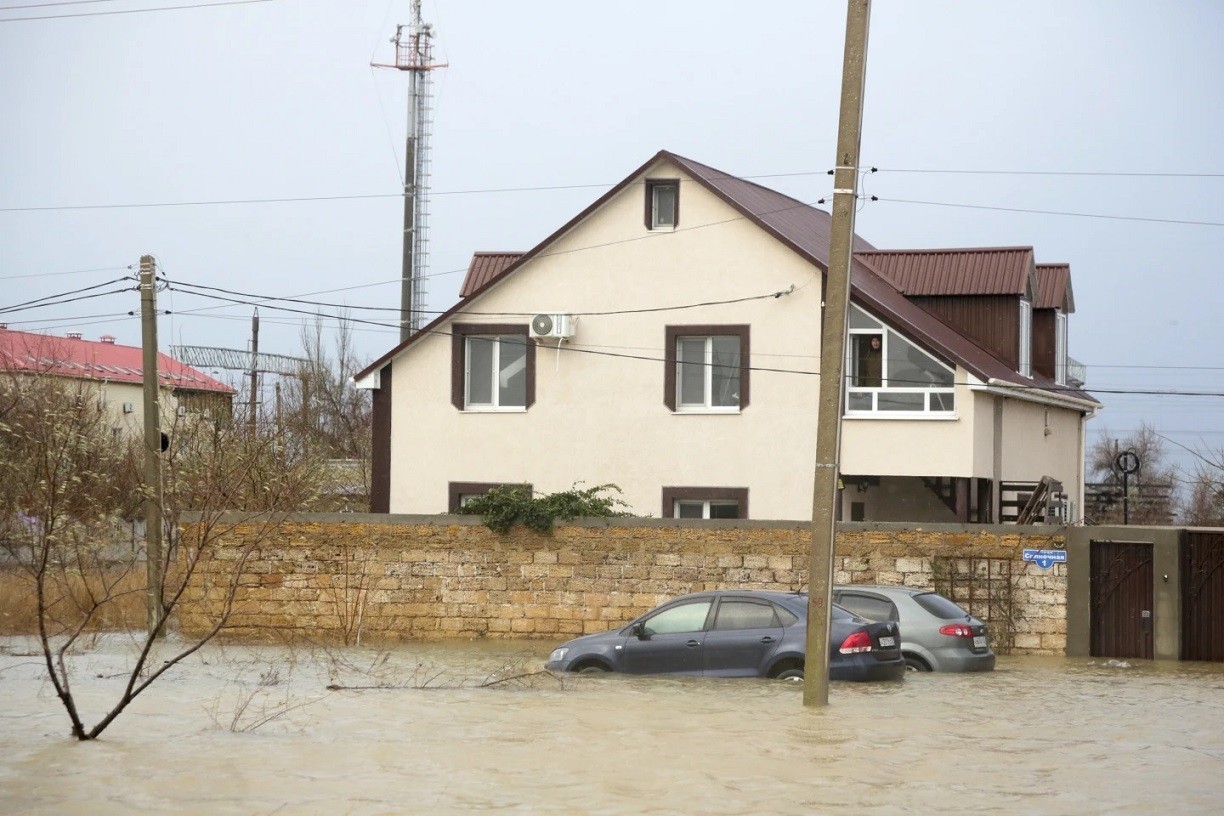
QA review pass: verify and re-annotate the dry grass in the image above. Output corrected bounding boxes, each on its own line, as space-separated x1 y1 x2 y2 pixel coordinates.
0 567 147 636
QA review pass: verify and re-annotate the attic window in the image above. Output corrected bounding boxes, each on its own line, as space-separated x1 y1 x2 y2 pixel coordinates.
645 179 679 230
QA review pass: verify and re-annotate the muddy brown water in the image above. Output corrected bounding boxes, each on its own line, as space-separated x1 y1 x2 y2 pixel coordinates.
1 635 1222 815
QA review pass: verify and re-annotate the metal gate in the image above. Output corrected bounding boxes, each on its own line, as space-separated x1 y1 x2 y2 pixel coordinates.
1181 530 1224 661
1090 540 1153 659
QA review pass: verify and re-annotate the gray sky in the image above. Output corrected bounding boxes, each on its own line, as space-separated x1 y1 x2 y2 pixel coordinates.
2 0 1222 489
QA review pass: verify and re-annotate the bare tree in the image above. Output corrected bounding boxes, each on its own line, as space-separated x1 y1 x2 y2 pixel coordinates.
1086 424 1180 524
1 373 326 740
276 315 372 510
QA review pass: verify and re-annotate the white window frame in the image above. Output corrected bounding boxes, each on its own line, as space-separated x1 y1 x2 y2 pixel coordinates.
651 182 678 230
674 499 740 519
1054 311 1068 386
1019 300 1033 378
844 304 956 418
676 335 741 413
464 335 528 411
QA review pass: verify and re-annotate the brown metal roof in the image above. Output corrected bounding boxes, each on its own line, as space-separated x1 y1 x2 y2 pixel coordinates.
356 150 1097 408
459 252 524 298
1035 263 1075 313
854 248 1035 297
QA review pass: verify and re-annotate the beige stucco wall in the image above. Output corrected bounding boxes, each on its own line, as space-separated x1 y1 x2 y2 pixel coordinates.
998 396 1084 504
390 160 828 518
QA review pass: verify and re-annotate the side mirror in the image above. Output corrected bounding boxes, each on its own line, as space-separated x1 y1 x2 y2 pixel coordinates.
631 622 648 640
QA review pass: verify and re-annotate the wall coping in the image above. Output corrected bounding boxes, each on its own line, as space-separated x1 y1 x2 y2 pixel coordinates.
177 511 1077 537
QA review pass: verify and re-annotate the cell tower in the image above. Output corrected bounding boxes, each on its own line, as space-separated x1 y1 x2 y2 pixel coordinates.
374 1 446 340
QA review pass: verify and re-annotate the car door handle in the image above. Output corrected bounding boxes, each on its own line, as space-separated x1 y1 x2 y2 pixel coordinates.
687 640 701 648
760 636 775 644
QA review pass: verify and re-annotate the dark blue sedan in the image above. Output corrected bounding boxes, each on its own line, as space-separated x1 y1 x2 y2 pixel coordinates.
546 590 905 682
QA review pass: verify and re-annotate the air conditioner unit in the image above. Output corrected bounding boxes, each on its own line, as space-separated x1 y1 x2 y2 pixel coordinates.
176 406 187 417
122 402 135 414
529 313 574 340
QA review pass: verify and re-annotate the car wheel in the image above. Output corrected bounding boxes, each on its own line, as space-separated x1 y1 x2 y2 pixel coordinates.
904 655 931 672
576 664 610 674
775 667 804 681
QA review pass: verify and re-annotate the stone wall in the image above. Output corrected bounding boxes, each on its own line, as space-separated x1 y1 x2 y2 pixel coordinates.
177 515 1068 654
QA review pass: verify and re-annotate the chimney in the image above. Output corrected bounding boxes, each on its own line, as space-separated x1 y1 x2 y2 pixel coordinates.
67 332 82 340
100 335 116 344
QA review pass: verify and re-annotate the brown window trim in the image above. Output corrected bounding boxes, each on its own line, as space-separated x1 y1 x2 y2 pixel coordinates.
661 487 749 519
644 178 680 230
451 323 535 411
663 325 750 411
448 481 533 513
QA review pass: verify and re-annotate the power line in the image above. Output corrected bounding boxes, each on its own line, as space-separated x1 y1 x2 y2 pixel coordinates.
0 277 135 315
0 0 277 23
872 197 1224 228
0 264 132 281
162 277 797 319
876 167 1224 179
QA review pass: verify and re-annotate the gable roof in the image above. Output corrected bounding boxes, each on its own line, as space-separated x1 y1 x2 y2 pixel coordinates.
460 252 524 298
1035 263 1075 313
356 150 1097 409
854 247 1036 297
0 328 235 394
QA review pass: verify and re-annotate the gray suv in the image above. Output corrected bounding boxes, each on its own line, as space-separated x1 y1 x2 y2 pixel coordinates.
832 585 996 672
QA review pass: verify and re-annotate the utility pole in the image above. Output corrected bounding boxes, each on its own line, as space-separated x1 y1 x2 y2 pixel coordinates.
139 255 164 635
248 308 259 433
804 0 872 707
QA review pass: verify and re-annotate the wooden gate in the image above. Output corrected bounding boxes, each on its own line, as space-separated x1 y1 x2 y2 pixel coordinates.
1182 530 1224 661
1090 540 1153 659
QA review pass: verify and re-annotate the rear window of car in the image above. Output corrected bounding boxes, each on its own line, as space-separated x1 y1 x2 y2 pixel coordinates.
836 593 897 622
913 592 970 620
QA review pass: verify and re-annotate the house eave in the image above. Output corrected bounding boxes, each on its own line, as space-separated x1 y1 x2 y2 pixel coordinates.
973 378 1100 413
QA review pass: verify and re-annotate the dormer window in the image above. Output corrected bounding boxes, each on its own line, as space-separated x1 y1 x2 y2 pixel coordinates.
1019 300 1033 378
1055 312 1068 385
645 179 679 230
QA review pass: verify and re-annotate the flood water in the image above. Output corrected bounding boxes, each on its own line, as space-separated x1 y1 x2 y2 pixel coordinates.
1 635 1222 815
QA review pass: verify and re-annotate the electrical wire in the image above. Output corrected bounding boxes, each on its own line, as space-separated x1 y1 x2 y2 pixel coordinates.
0 265 132 281
162 277 798 319
0 0 277 23
143 287 1224 399
870 197 1224 228
0 277 135 314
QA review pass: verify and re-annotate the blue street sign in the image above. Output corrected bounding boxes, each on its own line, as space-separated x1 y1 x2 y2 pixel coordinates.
1023 548 1068 569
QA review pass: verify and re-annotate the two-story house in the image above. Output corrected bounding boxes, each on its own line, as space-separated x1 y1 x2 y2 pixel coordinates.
355 150 1099 523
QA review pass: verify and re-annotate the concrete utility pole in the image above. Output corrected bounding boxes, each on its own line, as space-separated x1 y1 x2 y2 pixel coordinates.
139 255 164 635
804 0 872 708
248 308 259 433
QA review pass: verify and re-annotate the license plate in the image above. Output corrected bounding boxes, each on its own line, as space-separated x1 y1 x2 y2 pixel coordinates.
973 635 987 649
879 636 895 647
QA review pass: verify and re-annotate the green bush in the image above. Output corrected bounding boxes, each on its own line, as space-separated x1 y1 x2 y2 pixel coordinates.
457 483 632 534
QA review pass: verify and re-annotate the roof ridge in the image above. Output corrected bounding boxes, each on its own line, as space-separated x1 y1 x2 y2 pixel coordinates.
661 150 818 213
857 246 1035 255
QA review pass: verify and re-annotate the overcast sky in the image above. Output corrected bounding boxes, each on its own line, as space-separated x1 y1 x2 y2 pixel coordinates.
2 0 1222 487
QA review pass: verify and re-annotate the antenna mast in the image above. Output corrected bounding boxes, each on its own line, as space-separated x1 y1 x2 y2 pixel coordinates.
374 1 446 341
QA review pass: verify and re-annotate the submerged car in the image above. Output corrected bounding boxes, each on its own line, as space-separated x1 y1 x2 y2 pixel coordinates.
546 589 905 682
832 585 996 672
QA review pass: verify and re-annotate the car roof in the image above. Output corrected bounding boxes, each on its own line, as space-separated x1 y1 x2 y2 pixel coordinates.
676 589 807 603
834 584 930 598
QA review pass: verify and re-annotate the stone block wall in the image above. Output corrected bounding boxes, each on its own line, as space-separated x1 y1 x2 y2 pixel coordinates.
177 515 1068 654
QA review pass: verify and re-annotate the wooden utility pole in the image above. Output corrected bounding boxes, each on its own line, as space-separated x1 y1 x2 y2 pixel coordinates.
804 0 872 707
139 255 165 635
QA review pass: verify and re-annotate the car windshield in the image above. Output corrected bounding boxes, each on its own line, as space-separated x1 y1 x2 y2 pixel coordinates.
913 592 970 620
